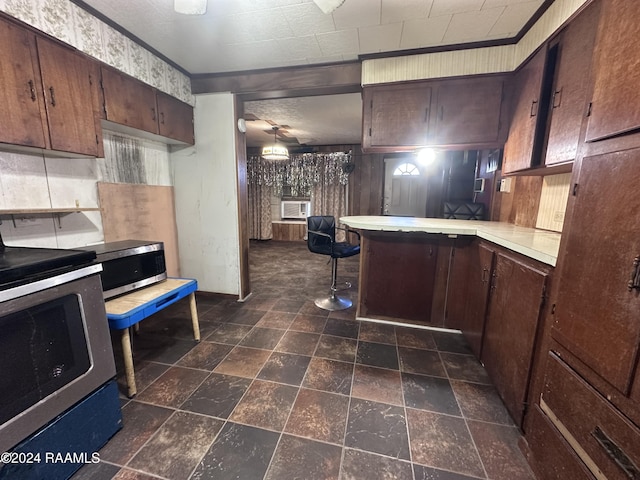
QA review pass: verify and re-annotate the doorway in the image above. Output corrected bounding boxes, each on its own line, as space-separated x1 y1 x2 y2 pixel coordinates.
383 157 429 217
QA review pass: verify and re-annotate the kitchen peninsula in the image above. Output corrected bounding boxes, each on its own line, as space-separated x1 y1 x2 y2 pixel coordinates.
341 216 560 325
341 215 561 427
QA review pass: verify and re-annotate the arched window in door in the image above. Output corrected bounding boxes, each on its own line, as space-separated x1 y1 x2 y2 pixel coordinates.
393 162 420 176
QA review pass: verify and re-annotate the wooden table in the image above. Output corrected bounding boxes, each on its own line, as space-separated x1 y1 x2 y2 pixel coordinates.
105 278 200 397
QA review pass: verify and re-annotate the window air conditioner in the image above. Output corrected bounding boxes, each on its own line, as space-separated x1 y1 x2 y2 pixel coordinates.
281 200 311 220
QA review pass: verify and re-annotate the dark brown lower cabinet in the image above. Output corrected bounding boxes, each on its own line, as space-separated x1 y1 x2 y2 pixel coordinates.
539 352 640 480
525 147 640 479
551 149 640 396
457 241 494 358
526 405 595 480
481 250 549 427
358 231 438 323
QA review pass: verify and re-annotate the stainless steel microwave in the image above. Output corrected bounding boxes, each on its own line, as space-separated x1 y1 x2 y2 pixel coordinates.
78 240 167 299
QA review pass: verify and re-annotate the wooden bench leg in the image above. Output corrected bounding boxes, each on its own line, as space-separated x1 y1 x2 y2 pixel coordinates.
189 292 201 341
121 327 137 398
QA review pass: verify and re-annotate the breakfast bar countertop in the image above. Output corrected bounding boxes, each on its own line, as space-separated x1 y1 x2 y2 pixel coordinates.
340 216 562 267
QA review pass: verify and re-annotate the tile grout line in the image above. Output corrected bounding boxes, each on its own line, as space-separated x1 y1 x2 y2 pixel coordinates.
438 348 491 480
395 325 418 480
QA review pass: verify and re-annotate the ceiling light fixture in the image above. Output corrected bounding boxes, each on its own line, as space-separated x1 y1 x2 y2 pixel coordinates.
312 0 346 14
262 126 289 161
174 0 207 15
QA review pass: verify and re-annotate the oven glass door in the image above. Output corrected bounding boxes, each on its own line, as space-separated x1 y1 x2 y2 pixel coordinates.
0 294 91 425
0 264 116 454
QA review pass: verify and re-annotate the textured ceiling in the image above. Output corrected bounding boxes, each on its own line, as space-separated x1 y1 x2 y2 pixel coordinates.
78 0 547 146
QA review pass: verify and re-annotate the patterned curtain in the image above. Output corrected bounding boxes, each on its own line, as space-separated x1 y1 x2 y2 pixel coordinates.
247 152 352 240
311 160 348 242
248 178 273 240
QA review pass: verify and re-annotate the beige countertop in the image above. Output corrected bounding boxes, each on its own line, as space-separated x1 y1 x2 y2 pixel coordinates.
340 216 561 267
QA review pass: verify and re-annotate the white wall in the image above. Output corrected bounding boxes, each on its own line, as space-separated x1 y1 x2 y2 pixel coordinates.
0 132 172 249
171 93 241 296
0 152 103 248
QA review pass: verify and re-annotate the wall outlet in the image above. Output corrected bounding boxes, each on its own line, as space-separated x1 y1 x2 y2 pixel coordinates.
499 177 513 193
553 211 565 223
13 216 42 228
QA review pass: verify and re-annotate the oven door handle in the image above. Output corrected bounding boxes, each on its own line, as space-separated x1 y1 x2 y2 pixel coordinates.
0 264 103 302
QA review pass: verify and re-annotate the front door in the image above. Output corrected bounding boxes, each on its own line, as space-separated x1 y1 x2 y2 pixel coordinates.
383 157 428 217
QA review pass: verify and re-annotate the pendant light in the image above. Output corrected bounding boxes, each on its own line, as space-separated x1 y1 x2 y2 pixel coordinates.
262 126 289 161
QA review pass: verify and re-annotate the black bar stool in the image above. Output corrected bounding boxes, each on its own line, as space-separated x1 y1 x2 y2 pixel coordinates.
306 215 360 311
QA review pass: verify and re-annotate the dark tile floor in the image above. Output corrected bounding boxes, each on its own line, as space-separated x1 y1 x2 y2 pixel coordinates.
73 240 535 480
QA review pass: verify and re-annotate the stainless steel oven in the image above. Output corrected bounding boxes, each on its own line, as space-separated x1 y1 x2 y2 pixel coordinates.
0 262 117 455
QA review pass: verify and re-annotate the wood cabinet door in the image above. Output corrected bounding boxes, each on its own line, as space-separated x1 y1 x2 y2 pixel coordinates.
0 18 47 149
585 0 640 142
502 47 547 174
551 149 640 395
460 242 494 359
434 77 503 145
544 2 599 165
157 92 194 144
363 84 431 148
102 67 158 134
37 38 98 156
481 251 548 426
359 232 438 323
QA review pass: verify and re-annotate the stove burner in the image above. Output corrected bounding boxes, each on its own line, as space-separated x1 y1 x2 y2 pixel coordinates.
0 232 96 289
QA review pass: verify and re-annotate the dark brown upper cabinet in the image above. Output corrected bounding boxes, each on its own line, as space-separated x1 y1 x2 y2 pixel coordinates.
363 83 432 150
157 92 194 145
101 67 194 145
362 76 506 153
0 17 47 149
0 17 99 156
585 0 640 142
502 47 547 174
101 66 159 135
542 1 600 166
433 77 504 145
503 2 600 174
36 37 100 156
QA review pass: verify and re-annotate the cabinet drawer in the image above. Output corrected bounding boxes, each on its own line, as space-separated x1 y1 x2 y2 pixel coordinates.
528 405 595 480
541 352 640 480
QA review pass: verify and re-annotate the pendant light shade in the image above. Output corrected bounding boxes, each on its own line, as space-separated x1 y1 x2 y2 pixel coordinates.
262 126 289 161
174 0 207 15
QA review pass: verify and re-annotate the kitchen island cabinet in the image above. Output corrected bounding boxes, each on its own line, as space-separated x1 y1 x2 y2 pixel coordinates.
358 231 440 323
341 216 558 428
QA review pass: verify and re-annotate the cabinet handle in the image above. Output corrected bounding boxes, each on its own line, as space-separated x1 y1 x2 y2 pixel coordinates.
552 88 563 108
481 268 489 283
151 107 156 121
628 256 640 291
591 426 640 479
439 106 444 121
49 86 56 106
424 107 429 122
28 80 36 101
160 112 165 125
530 99 538 117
